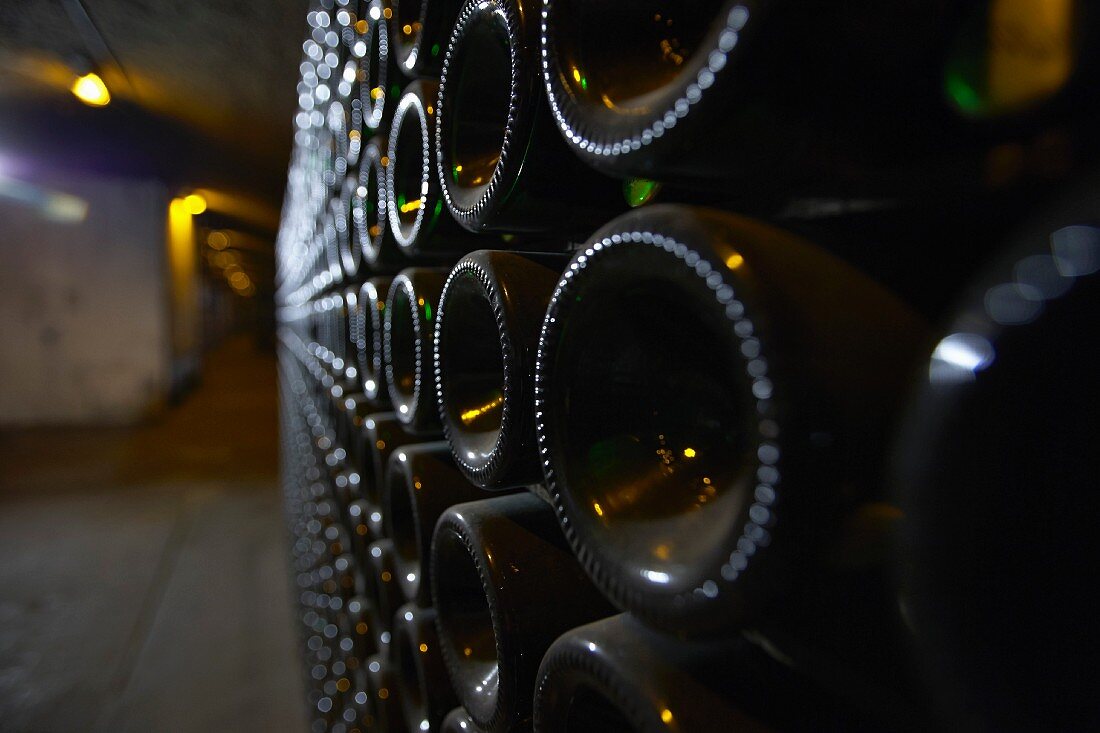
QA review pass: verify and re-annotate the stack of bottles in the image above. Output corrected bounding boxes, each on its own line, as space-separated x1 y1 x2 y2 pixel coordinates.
277 1 1100 731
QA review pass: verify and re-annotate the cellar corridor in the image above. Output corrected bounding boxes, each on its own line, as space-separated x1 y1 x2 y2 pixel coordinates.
0 337 306 732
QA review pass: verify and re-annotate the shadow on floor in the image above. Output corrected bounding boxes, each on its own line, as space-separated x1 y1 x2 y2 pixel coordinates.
0 337 306 733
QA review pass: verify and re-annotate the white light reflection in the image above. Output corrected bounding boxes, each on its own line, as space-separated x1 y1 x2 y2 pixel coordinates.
930 333 996 384
0 172 88 223
1051 225 1100 277
643 569 671 584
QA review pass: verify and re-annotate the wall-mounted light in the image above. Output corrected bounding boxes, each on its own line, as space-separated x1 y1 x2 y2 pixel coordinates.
71 72 110 107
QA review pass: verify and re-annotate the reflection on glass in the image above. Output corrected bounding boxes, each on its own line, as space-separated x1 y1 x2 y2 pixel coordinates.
946 0 1076 117
555 1 715 110
555 273 755 589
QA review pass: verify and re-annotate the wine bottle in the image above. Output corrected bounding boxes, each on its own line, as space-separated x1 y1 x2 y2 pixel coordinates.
383 441 486 605
352 139 404 273
434 0 623 234
533 204 931 633
431 493 615 733
344 665 375 733
534 613 872 733
333 553 365 599
335 172 362 279
328 96 354 193
433 250 568 489
356 277 393 403
354 1 403 133
365 538 403 650
347 498 376 558
385 267 449 434
364 412 421 507
333 468 365 511
893 214 1100 731
440 708 481 733
365 652 409 733
386 80 481 256
390 0 462 77
342 595 380 662
537 1 960 194
322 210 345 286
337 392 384 473
322 523 354 563
394 603 460 733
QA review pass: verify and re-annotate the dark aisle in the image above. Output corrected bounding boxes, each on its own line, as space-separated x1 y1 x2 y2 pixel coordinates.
0 338 306 732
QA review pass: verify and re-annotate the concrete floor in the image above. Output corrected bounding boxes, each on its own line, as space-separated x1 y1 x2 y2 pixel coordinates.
0 338 306 732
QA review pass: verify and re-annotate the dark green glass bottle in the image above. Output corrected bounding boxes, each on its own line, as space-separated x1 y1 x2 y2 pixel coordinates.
385 268 450 434
383 441 486 605
434 0 623 234
433 250 569 490
534 205 931 634
394 603 459 733
431 493 615 733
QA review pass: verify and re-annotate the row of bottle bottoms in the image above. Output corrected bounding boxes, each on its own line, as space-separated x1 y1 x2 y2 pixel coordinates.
283 194 1100 731
279 343 888 733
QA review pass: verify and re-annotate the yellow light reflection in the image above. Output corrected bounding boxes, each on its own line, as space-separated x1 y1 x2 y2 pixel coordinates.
419 643 428 653
682 447 696 458
207 230 229 250
661 708 674 724
725 253 744 269
988 0 1074 112
459 395 504 425
593 501 604 517
167 198 199 355
71 73 110 107
184 193 207 214
399 198 423 213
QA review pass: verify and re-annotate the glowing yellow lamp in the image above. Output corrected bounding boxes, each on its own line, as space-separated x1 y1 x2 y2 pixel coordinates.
184 193 207 215
71 73 110 107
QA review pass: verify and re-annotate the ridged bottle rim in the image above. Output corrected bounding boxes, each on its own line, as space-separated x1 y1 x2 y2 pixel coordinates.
393 0 431 76
360 1 391 131
322 208 345 284
433 257 515 487
386 86 433 251
431 512 509 732
533 212 781 628
435 0 522 229
353 139 389 265
539 1 752 160
335 175 361 278
533 623 651 732
358 277 390 402
384 272 426 424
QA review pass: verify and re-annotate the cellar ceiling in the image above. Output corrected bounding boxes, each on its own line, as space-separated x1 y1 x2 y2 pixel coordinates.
0 0 308 212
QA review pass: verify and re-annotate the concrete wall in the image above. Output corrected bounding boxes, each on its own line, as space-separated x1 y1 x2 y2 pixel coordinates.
0 168 173 425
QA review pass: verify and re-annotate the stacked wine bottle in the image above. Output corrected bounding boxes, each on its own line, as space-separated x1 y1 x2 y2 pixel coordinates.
277 1 1100 731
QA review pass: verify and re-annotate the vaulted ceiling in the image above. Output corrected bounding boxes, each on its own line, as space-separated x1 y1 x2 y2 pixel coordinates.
0 0 308 221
